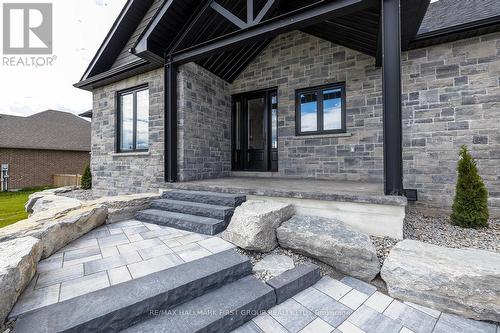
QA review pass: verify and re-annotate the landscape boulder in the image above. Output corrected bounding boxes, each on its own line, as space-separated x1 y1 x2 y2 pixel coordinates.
89 193 160 223
381 240 500 322
0 204 107 258
25 187 76 213
277 215 380 281
0 237 42 324
223 200 294 252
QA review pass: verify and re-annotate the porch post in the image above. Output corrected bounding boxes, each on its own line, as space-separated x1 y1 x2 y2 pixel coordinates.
165 61 178 182
381 0 403 195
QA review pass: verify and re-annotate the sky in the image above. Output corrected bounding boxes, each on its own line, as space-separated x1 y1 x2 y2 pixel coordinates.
0 0 127 117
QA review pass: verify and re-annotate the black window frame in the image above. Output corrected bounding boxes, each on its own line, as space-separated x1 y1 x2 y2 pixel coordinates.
295 82 346 136
116 84 149 153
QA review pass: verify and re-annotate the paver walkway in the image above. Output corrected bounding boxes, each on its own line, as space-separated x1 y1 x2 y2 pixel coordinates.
233 276 499 333
10 219 235 317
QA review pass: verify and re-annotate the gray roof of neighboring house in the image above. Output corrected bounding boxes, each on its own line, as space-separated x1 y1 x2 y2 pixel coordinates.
419 0 500 34
0 110 91 152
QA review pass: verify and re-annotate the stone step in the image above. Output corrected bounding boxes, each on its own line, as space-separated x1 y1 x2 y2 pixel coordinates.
123 275 276 333
136 209 227 235
151 199 234 223
162 190 246 208
12 250 252 333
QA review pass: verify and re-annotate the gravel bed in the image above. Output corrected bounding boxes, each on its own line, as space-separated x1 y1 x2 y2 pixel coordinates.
404 206 500 254
58 189 100 201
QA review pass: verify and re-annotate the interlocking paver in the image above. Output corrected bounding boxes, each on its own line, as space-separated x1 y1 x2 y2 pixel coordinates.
138 244 173 260
347 305 401 333
107 266 132 285
63 246 101 262
37 254 63 273
400 327 416 333
363 291 393 313
383 300 437 333
10 283 60 317
313 276 352 300
337 320 366 333
339 289 369 310
84 251 142 275
60 237 98 251
432 313 497 333
36 264 84 288
175 233 208 245
107 220 143 229
298 317 335 333
268 298 316 333
340 277 377 296
294 287 352 328
171 243 212 262
127 254 184 279
117 238 164 253
253 312 289 333
97 233 130 248
59 271 110 301
233 320 265 333
404 302 441 319
197 237 235 253
100 246 119 258
122 225 149 236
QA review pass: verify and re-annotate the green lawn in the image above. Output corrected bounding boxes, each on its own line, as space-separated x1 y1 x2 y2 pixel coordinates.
0 187 51 229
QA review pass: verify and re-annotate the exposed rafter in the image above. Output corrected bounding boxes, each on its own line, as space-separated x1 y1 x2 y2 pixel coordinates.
172 0 377 64
210 0 276 29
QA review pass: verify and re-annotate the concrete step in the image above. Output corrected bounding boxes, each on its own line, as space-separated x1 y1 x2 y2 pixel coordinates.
13 250 252 333
123 275 276 333
151 199 234 223
163 190 246 208
136 209 227 235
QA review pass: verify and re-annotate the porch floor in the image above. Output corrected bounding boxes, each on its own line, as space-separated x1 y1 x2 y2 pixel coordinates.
164 177 407 206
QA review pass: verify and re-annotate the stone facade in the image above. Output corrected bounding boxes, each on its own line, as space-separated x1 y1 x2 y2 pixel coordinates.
232 31 385 182
91 68 164 195
90 30 500 209
177 63 232 181
232 30 500 208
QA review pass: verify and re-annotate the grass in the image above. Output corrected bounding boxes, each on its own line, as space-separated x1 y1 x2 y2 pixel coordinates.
0 187 52 229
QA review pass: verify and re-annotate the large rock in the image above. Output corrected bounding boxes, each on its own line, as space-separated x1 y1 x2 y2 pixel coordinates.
30 195 82 217
25 187 76 213
381 240 500 322
0 204 107 258
89 193 160 223
223 200 294 252
0 237 42 324
277 215 380 281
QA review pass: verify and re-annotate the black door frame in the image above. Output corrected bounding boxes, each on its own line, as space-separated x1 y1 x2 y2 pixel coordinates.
232 88 278 172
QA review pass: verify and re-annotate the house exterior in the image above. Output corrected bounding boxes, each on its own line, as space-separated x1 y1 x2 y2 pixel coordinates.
76 0 500 210
0 110 91 189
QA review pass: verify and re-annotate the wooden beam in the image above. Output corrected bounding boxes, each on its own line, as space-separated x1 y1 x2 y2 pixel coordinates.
172 0 377 64
382 0 403 195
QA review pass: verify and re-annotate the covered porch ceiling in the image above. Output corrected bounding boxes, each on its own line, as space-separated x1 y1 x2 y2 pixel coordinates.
133 0 430 83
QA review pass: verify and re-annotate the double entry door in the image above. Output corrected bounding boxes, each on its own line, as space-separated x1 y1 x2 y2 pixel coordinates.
232 89 278 172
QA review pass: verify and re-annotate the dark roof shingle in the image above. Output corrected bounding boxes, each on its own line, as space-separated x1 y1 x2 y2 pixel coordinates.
419 0 500 34
0 110 91 152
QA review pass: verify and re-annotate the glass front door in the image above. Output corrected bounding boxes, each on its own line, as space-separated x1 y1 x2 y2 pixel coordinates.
232 90 278 172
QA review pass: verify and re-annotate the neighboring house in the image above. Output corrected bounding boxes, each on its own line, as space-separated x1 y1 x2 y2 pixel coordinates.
75 0 500 209
0 110 91 189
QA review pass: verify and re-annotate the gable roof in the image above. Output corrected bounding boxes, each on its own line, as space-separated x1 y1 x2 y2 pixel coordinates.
0 110 91 152
419 0 500 34
76 0 500 91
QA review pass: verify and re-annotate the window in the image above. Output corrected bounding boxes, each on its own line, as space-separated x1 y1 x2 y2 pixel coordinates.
117 86 149 152
296 83 346 135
